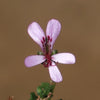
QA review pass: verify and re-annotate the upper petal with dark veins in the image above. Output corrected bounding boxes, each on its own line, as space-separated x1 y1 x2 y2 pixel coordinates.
46 19 61 49
28 22 45 49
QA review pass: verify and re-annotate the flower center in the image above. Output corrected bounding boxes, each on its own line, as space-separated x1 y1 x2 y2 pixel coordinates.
43 53 52 67
41 36 52 67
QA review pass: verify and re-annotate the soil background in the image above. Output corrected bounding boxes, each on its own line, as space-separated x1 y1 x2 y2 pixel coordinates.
0 0 100 100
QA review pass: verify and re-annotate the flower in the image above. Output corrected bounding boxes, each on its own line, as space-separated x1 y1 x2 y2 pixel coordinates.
25 19 76 82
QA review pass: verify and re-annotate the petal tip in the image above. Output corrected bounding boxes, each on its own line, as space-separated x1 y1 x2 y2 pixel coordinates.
71 54 76 64
54 78 63 83
49 18 61 24
65 53 76 64
27 22 37 34
51 76 63 83
48 18 61 29
24 57 30 67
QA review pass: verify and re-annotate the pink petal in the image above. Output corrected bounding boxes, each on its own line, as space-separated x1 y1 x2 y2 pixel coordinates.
52 53 76 64
48 62 63 83
25 55 45 67
28 22 45 49
46 19 61 49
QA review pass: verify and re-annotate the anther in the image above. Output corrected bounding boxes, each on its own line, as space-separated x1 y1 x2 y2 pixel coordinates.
42 37 45 42
47 36 50 40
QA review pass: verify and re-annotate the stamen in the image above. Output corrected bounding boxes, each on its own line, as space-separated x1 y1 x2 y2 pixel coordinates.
41 36 52 67
47 35 50 40
50 38 52 42
41 40 43 44
43 37 45 42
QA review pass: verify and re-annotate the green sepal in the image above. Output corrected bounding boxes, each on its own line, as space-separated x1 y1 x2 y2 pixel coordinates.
51 50 58 55
36 82 55 99
37 51 43 55
37 83 50 98
29 92 38 100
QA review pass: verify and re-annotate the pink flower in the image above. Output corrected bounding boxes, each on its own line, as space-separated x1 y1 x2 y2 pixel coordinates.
25 19 76 82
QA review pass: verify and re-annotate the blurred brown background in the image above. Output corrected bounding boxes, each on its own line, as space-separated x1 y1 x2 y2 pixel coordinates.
0 0 100 100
